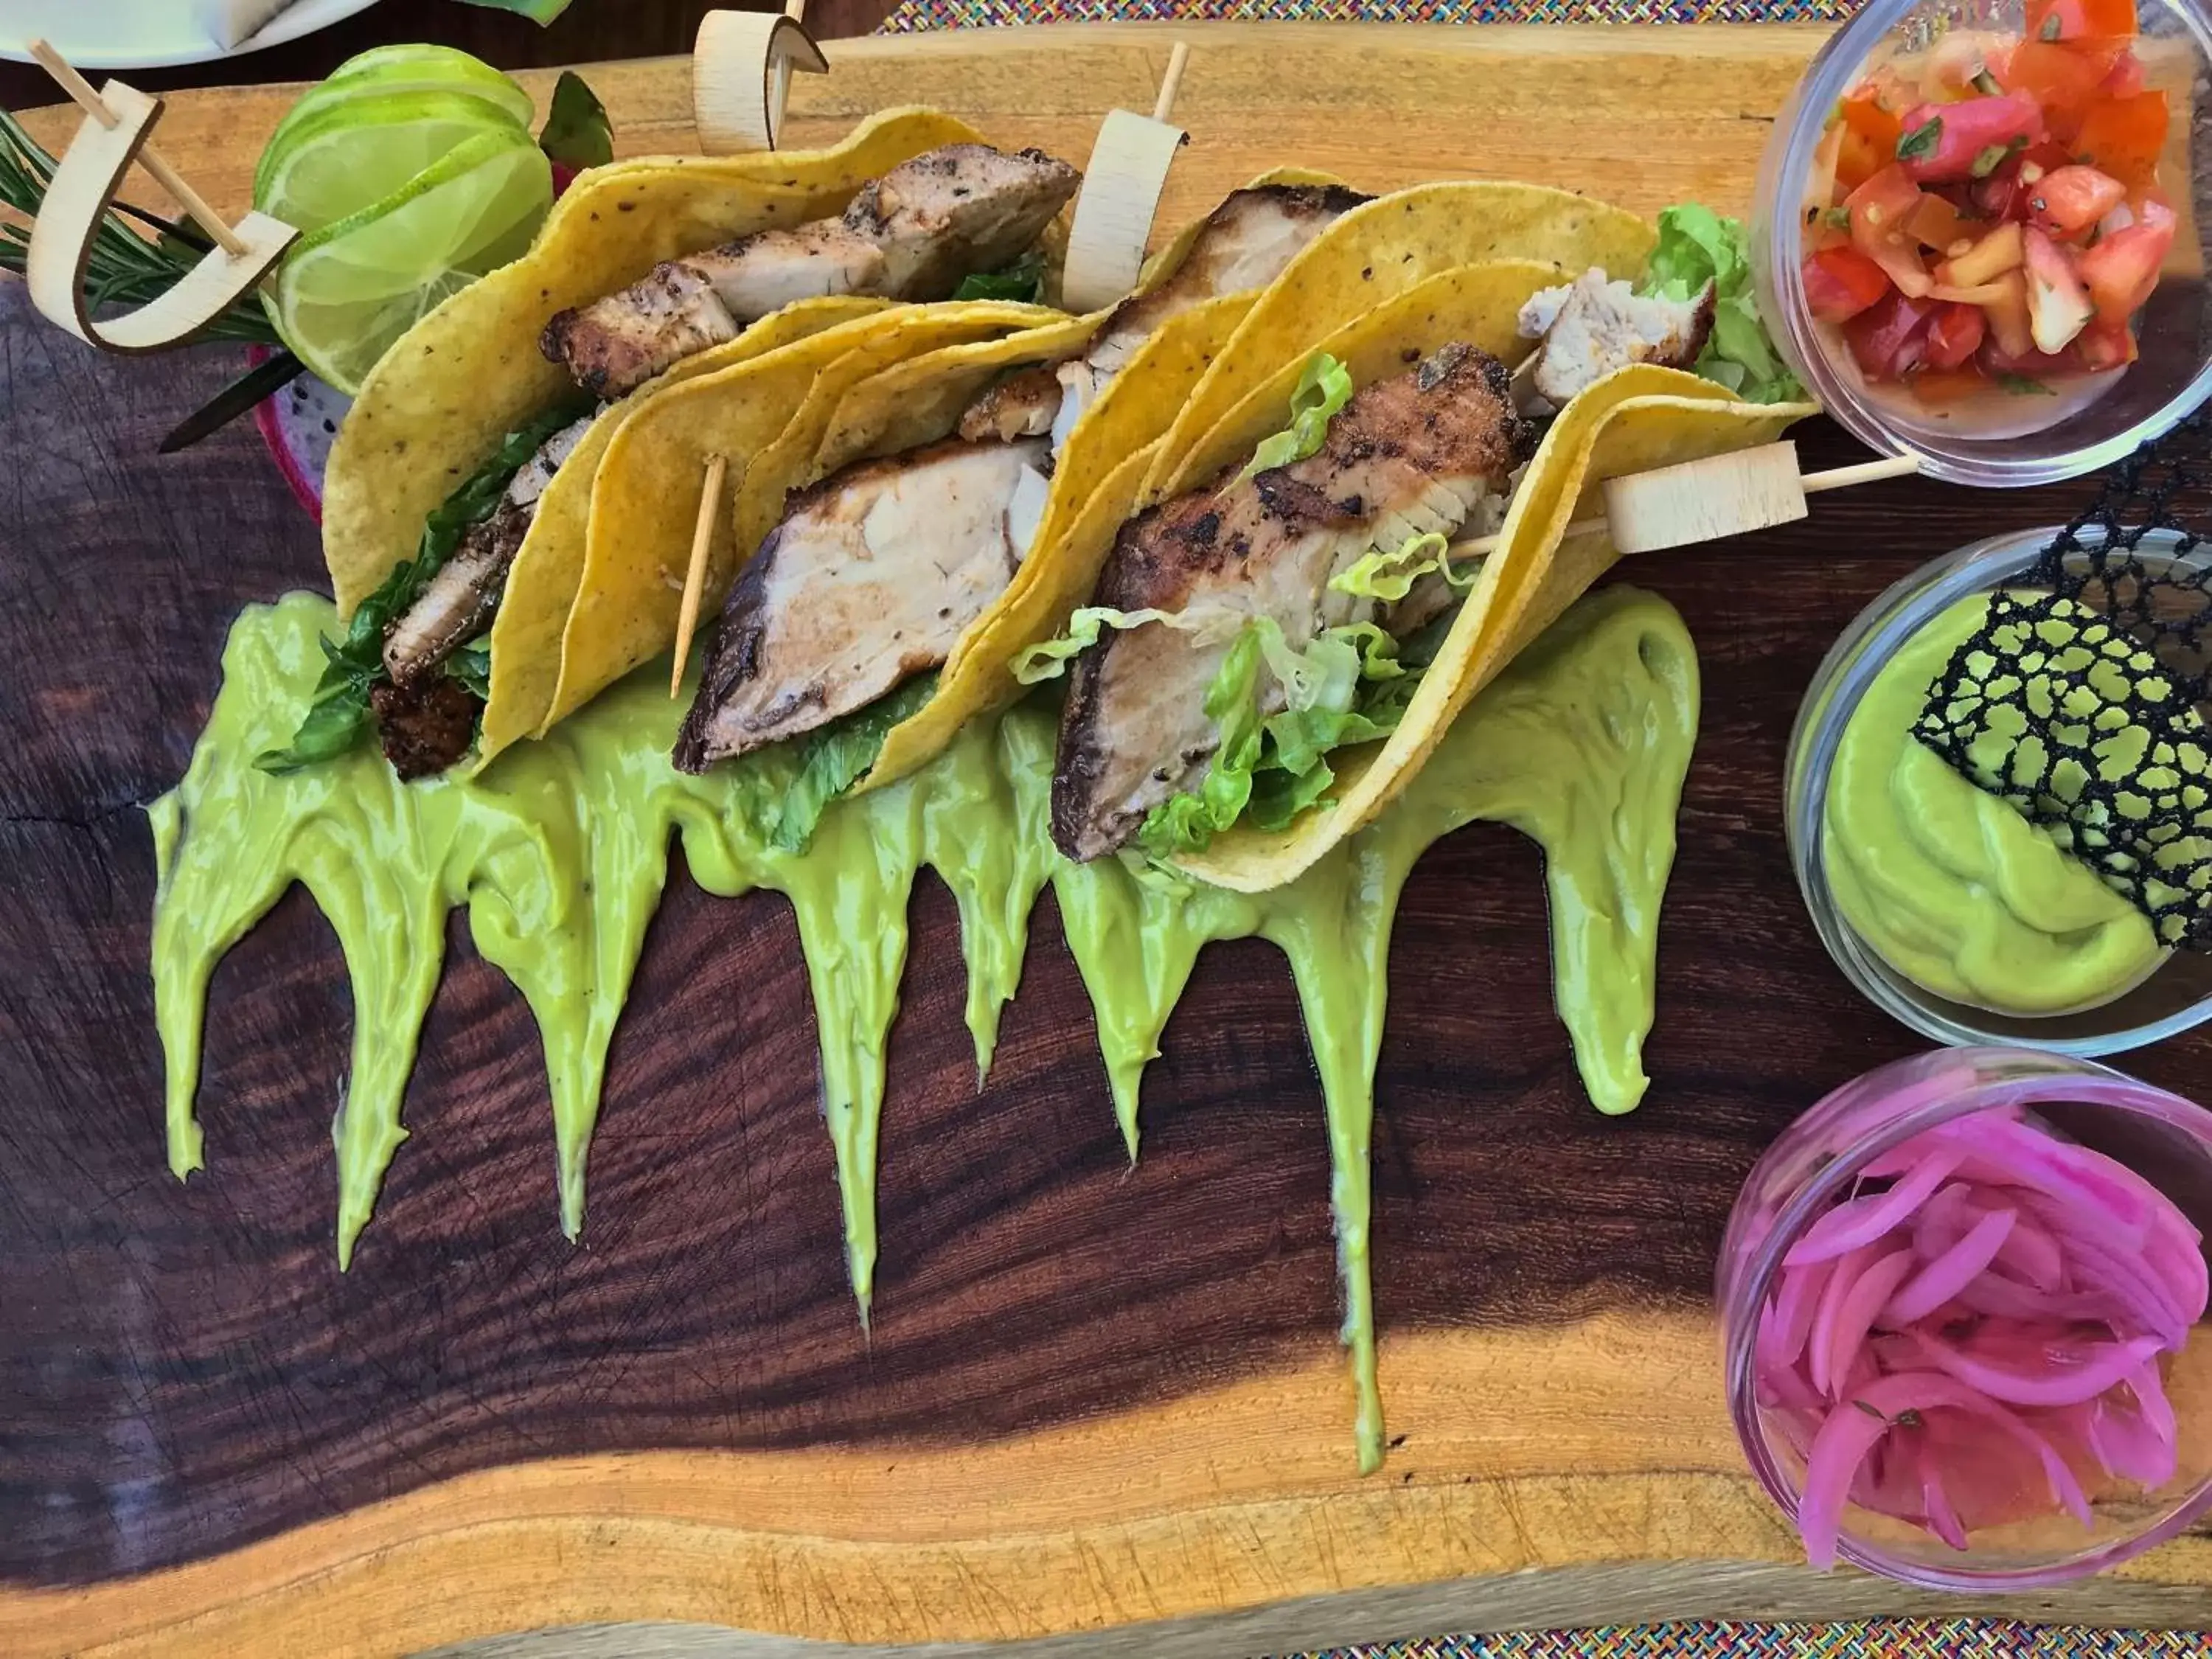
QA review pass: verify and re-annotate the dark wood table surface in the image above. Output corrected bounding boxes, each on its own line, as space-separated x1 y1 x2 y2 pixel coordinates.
0 0 901 110
10 6 2212 1651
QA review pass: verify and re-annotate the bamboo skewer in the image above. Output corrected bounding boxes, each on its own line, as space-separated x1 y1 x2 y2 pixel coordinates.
1448 446 1921 565
27 39 248 257
671 455 731 698
1060 41 1192 313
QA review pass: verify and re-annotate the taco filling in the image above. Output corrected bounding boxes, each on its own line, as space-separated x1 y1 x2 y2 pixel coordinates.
1042 343 1534 863
273 140 1082 782
671 183 1373 804
541 145 1082 397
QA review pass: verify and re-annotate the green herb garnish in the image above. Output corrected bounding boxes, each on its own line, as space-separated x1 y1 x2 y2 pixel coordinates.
1970 136 2028 178
952 250 1046 304
1824 206 1853 232
1897 117 1944 164
539 71 613 169
256 400 590 775
448 643 493 700
2040 11 2064 38
1997 372 2056 395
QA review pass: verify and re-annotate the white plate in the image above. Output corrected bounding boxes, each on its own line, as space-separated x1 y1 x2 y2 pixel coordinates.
0 0 385 72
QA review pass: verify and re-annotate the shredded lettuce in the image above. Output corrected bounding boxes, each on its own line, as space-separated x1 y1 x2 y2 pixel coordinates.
1236 352 1354 482
1011 603 1242 684
1133 615 1425 857
1328 531 1475 604
744 671 940 855
1638 204 1804 407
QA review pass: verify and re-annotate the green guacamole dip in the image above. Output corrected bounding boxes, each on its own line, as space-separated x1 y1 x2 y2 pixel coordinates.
1824 592 2164 1016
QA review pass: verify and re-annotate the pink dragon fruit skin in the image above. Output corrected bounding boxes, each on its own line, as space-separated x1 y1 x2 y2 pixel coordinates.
252 345 352 524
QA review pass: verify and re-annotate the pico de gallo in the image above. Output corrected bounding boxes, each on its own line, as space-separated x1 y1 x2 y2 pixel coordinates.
1801 0 2175 408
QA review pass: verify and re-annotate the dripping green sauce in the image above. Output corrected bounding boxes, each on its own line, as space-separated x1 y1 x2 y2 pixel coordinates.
150 583 1700 1472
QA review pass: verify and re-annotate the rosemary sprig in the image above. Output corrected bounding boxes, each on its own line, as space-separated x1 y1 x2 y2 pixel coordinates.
0 108 279 346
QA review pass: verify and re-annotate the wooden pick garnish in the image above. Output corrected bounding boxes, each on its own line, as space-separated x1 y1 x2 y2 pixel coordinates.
29 39 251 258
1450 443 1921 563
23 46 296 354
693 3 830 154
671 453 730 697
1060 40 1192 314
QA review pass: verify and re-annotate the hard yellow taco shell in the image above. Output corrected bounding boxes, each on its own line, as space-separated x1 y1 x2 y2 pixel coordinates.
323 108 987 619
477 296 893 762
1173 365 1818 892
1141 182 1655 502
548 300 1067 729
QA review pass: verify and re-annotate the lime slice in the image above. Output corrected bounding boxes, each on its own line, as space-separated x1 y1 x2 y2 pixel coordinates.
267 129 554 394
256 89 531 234
313 44 536 130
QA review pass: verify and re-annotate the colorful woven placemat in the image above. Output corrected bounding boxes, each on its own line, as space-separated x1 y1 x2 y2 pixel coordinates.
884 0 1861 33
869 4 2191 1656
1277 1626 2210 1655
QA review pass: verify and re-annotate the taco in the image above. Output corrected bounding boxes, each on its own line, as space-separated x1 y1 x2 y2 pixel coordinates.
270 110 1082 780
654 176 1385 847
1011 186 1816 886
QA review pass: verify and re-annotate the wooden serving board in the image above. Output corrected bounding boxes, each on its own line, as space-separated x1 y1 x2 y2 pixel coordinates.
6 23 2212 1659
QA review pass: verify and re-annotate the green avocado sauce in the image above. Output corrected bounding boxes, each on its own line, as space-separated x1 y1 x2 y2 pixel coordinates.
1824 592 2166 1017
150 583 1699 1472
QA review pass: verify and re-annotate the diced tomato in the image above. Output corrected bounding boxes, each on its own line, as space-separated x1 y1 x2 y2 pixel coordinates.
1835 91 1905 192
1802 246 1893 323
1846 164 1935 296
2074 90 2169 191
2025 0 2138 42
1846 291 1938 381
2004 41 2112 141
2076 198 2176 324
1907 190 1972 251
1896 94 2047 183
2024 164 2128 237
2076 317 2139 369
1924 302 1989 369
2023 226 2096 350
2100 49 2146 98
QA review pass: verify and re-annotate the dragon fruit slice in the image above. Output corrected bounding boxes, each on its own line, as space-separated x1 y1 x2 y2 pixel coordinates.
252 345 352 523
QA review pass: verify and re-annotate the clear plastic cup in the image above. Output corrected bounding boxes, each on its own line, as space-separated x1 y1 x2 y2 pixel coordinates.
1750 0 2212 486
1718 1046 2212 1587
1786 524 2212 1054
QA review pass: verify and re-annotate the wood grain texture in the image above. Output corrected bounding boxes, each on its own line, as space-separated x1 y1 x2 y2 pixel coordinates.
4 24 2212 1659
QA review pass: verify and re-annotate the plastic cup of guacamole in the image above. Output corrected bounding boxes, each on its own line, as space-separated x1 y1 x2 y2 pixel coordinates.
1787 524 2212 1055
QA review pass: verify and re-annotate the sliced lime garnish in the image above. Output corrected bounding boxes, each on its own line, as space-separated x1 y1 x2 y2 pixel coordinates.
266 129 553 394
255 89 534 236
312 44 536 130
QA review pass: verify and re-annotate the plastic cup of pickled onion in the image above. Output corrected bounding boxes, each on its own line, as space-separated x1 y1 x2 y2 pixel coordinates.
1719 1046 2212 1587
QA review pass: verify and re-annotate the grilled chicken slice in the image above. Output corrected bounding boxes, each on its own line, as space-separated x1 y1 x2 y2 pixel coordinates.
1051 344 1534 863
1517 270 1716 414
674 437 1048 772
380 411 595 689
957 364 1065 442
543 145 1080 398
1049 183 1371 445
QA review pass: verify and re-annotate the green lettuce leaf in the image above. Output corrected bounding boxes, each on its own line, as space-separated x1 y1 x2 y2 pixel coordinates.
256 397 590 776
1011 603 1241 684
1133 629 1265 859
1638 204 1804 407
752 671 941 855
1329 530 1476 603
1236 352 1354 482
447 642 493 700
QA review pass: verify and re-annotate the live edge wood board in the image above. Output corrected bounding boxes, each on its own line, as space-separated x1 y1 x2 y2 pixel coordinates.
5 22 2212 1659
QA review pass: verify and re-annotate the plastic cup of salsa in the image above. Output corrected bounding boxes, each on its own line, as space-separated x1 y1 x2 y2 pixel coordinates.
1750 0 2212 485
1719 1046 2212 1587
1786 525 2212 1054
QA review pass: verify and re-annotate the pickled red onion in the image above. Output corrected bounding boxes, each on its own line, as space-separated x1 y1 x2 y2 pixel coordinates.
1755 1107 2205 1568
